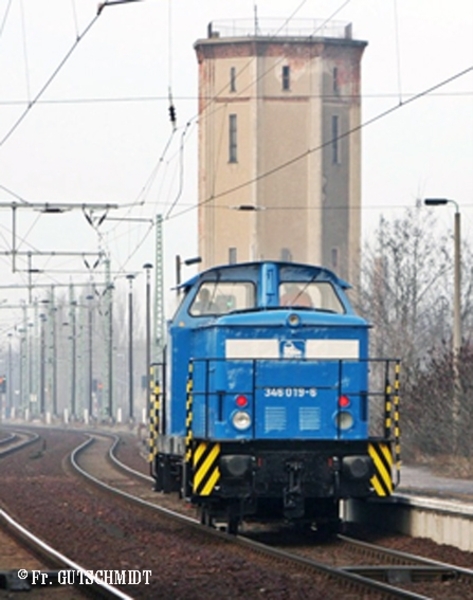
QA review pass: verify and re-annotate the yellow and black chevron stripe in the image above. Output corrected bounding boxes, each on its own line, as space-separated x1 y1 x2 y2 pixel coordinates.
384 380 392 438
184 365 194 464
393 360 401 473
368 442 393 496
192 442 221 496
148 385 160 463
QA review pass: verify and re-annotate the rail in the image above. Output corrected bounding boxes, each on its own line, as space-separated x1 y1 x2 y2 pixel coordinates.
71 432 432 599
0 508 132 599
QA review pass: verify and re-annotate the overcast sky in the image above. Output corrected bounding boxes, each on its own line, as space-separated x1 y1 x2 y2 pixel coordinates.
0 0 472 335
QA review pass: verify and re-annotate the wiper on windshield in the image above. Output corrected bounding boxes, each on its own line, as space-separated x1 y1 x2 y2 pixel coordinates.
280 275 316 308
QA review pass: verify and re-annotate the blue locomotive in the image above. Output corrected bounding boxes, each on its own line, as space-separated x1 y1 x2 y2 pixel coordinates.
150 261 400 534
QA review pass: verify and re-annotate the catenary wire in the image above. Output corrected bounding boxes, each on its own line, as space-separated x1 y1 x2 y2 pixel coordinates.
164 123 191 219
156 2 336 220
130 1 352 223
0 2 466 284
166 64 473 221
19 0 31 104
0 184 29 203
393 0 403 105
0 0 13 39
0 90 471 106
70 0 80 40
0 2 109 148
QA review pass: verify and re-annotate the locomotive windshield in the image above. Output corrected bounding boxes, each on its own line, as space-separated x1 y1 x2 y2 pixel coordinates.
189 281 255 316
279 281 345 313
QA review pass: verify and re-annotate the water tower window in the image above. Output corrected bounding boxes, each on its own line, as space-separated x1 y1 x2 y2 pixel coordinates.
331 247 339 270
229 114 238 163
333 67 339 94
332 115 340 164
230 66 236 92
280 248 293 262
282 65 290 91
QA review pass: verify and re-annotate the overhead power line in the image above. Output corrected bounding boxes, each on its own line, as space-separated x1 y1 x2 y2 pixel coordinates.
0 0 13 40
97 0 144 15
166 64 473 222
0 0 145 148
0 10 103 148
0 90 471 106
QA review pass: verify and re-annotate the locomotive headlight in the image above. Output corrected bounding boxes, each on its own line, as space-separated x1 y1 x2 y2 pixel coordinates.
232 411 251 430
287 313 300 327
335 411 354 430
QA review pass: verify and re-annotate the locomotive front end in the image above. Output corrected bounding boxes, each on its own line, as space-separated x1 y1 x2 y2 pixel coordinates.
187 316 392 531
152 261 400 534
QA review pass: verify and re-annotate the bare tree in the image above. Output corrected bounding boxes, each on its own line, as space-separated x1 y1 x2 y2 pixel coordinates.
358 202 451 457
359 202 449 368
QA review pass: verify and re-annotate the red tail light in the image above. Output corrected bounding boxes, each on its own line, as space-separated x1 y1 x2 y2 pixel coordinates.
338 395 350 408
235 395 248 408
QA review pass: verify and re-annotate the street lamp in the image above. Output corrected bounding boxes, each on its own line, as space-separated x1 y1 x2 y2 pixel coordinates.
424 198 461 440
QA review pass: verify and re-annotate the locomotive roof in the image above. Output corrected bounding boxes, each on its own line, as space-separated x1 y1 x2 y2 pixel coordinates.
179 260 351 291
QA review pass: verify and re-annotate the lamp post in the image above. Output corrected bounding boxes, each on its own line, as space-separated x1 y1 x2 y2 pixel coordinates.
17 327 25 416
51 306 58 418
27 321 33 417
70 300 77 419
86 294 94 420
424 198 461 442
7 333 12 416
39 314 46 416
143 263 153 399
107 284 114 422
126 274 135 422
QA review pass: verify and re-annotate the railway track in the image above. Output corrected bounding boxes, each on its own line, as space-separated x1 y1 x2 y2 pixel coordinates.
338 534 473 584
0 509 132 599
76 431 473 599
2 427 473 599
0 427 40 457
1 428 341 598
0 509 72 598
250 528 473 595
0 429 134 599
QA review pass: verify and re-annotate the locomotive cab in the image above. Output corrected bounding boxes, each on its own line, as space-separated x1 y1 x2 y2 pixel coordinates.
151 261 400 534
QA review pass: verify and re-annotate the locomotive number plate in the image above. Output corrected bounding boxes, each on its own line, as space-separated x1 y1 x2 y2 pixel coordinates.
263 387 317 398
